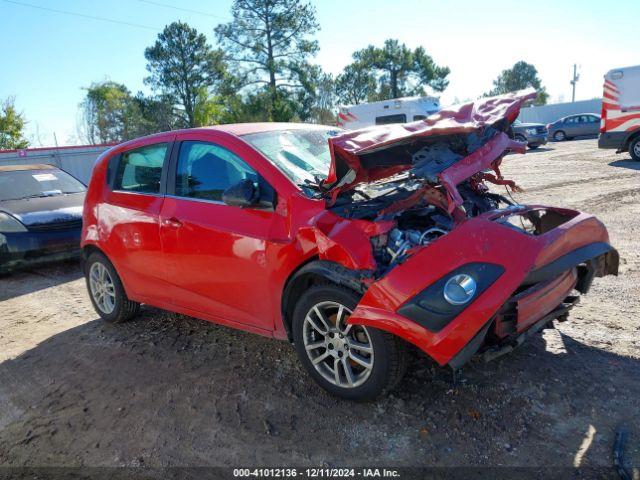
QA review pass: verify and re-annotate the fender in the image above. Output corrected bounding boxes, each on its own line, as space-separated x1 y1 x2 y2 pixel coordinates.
280 259 373 341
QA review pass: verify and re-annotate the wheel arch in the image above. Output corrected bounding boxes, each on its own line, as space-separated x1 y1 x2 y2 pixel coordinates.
81 244 134 298
81 243 106 265
622 128 640 152
280 258 370 342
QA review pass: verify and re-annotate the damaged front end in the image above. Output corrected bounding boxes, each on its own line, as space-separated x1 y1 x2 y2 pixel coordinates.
309 89 619 368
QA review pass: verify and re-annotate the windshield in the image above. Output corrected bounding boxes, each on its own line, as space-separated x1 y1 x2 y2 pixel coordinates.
242 127 341 187
0 168 86 202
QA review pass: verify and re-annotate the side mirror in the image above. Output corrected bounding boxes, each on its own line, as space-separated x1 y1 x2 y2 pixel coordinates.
222 179 257 208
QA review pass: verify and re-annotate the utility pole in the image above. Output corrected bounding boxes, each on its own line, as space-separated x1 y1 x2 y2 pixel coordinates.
570 64 580 102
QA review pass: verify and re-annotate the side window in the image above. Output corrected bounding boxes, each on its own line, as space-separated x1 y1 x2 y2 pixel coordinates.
589 115 600 122
413 115 427 121
375 114 407 125
175 141 257 201
114 143 168 194
565 117 576 124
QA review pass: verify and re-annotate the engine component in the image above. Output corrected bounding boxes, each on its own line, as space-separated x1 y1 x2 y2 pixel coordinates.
385 226 448 264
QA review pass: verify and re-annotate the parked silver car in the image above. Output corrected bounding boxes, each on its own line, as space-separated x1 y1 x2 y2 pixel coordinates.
547 114 600 141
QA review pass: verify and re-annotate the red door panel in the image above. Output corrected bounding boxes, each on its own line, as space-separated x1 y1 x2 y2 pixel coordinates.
101 192 172 302
160 197 278 330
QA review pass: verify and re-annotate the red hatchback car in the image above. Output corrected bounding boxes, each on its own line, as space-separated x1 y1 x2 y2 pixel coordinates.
82 90 618 400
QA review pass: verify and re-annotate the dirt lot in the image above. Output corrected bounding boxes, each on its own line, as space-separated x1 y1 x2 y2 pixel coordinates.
0 139 638 472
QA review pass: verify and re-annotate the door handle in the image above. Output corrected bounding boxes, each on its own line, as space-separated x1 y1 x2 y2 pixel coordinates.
162 217 183 228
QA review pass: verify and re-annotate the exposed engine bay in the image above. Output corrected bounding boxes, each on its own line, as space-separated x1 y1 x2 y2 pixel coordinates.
331 177 515 269
327 125 519 271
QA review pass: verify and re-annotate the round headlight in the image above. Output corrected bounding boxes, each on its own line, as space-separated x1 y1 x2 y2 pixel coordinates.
443 274 477 305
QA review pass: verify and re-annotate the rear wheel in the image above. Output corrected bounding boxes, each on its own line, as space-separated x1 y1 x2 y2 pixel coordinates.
528 145 540 150
629 137 640 161
292 284 407 401
85 252 140 323
553 130 566 141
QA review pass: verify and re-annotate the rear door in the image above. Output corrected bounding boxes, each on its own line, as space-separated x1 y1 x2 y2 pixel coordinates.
159 133 281 331
102 135 174 302
562 116 578 136
586 115 601 135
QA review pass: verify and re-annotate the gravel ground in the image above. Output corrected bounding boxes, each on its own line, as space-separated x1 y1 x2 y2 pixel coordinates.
0 139 638 473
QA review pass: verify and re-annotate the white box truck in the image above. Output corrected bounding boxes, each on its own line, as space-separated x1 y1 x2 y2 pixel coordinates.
598 65 640 160
337 96 440 129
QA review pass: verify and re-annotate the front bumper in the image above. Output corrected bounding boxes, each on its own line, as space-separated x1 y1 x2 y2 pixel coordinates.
526 133 548 146
348 206 618 367
0 228 81 273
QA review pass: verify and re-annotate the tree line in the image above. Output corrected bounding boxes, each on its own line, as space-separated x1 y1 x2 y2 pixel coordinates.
1 0 549 149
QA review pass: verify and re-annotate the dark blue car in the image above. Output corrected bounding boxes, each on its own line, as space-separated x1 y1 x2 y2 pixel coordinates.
0 164 86 274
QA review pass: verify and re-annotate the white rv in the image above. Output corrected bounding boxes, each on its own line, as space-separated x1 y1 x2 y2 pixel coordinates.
337 96 440 130
598 64 640 160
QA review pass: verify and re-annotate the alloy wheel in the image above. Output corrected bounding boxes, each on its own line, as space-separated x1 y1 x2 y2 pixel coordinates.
633 141 640 158
89 262 116 314
302 301 374 388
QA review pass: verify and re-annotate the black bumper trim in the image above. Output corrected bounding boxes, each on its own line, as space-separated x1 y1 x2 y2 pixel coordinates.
598 131 628 150
523 242 618 288
397 263 504 333
481 296 579 363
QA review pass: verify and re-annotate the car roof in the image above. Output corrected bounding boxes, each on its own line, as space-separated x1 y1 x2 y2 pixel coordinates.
0 163 57 172
205 122 333 136
564 113 600 118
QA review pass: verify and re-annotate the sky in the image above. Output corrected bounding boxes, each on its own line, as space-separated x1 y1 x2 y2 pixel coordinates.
1 0 638 147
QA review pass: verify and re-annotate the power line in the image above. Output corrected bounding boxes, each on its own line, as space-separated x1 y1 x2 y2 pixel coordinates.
137 0 227 20
2 0 161 31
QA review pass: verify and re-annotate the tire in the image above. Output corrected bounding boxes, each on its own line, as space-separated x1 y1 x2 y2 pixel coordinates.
629 137 640 161
84 251 140 323
528 145 540 150
553 130 566 141
292 284 407 401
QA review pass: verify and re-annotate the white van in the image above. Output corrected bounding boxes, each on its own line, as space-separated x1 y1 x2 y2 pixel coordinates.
598 64 640 160
337 96 440 130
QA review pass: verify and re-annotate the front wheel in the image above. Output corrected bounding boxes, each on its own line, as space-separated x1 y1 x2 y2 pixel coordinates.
85 251 140 323
292 284 407 401
553 130 566 141
629 137 640 161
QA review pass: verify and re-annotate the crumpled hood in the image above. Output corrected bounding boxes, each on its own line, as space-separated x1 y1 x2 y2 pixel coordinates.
323 89 536 199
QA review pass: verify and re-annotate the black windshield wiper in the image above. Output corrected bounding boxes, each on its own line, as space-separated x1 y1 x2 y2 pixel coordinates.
18 194 49 200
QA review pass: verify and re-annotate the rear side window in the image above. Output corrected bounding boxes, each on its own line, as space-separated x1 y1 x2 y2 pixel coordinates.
114 143 168 194
375 114 407 125
175 141 257 201
413 115 427 121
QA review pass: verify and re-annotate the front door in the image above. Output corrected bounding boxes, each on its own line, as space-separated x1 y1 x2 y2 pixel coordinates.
160 139 278 331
